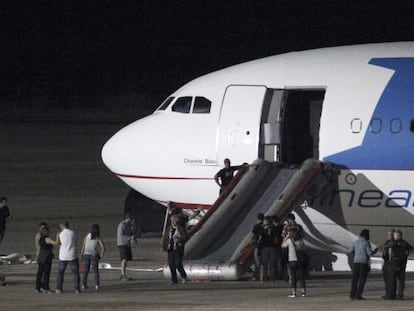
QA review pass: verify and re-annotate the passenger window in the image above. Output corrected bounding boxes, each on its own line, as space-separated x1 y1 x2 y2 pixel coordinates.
369 118 382 134
350 118 362 134
172 97 192 113
193 97 211 113
157 97 175 111
390 118 402 133
410 119 414 132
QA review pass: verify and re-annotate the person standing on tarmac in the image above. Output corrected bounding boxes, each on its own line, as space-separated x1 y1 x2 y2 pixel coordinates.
281 227 307 297
117 214 136 281
35 225 58 293
249 213 264 281
162 215 188 285
0 197 11 248
258 217 278 281
281 213 304 281
271 216 284 279
56 221 81 294
349 229 377 300
0 197 9 286
80 224 105 290
214 158 242 194
381 229 395 300
387 230 413 300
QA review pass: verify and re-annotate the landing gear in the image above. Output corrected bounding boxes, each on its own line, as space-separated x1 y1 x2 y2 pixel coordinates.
124 190 166 237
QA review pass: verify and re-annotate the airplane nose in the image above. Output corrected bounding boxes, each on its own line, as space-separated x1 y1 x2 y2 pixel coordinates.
101 116 166 177
102 113 219 205
101 120 144 175
101 131 122 174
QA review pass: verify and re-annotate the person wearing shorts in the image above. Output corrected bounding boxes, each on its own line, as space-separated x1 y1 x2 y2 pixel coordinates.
117 214 135 280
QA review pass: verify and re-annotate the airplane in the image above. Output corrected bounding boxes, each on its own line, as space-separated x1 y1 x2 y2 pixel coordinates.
102 42 414 273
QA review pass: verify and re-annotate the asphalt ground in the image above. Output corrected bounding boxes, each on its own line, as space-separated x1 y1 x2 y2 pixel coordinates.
1 122 414 310
2 254 414 311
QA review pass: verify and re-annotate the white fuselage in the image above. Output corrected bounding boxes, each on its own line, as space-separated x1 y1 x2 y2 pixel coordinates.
102 42 414 252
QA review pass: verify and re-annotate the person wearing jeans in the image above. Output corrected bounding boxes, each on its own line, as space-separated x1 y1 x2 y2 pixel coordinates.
35 226 58 293
56 222 80 293
349 229 377 300
282 227 307 297
57 259 81 292
162 215 188 285
80 224 105 290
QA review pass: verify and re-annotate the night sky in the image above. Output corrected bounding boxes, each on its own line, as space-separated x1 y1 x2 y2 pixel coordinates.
2 1 414 120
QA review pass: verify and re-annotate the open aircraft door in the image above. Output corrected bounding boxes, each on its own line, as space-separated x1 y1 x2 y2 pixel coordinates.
217 85 267 164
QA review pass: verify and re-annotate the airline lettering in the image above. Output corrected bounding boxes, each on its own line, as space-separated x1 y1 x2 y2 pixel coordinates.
314 189 413 208
184 158 218 165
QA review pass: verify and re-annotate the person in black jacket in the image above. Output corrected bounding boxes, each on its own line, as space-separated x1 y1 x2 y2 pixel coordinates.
0 197 10 248
258 217 278 281
35 226 58 293
272 216 284 280
381 229 395 299
250 213 264 280
388 230 413 299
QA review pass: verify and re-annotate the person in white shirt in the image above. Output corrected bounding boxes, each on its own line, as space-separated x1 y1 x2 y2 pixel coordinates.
80 224 105 290
56 222 80 293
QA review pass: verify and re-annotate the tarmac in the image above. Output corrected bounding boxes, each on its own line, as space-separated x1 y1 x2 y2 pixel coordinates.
2 249 414 311
1 121 413 310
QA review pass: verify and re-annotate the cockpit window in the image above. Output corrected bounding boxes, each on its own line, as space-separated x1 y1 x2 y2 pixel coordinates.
193 97 211 113
157 96 175 111
172 97 192 113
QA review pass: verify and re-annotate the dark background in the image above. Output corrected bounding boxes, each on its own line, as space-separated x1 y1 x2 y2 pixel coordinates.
2 1 414 121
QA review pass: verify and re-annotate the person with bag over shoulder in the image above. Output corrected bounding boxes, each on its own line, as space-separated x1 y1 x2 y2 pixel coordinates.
282 227 307 297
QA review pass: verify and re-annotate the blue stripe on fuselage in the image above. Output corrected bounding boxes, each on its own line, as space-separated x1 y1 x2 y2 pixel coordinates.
324 58 414 170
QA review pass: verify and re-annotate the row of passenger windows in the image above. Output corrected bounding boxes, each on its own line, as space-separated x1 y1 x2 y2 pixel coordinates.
351 118 414 134
157 96 211 114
